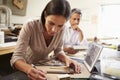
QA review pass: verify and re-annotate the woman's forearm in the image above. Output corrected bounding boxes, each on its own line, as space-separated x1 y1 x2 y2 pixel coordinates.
57 53 69 63
14 59 32 74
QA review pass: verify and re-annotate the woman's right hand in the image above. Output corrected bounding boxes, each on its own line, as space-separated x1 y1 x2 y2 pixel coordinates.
27 67 47 80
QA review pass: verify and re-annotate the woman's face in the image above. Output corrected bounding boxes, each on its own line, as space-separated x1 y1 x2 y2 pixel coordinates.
70 13 81 26
45 15 66 36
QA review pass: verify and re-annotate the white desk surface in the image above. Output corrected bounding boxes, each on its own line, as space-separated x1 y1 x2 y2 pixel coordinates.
100 48 120 78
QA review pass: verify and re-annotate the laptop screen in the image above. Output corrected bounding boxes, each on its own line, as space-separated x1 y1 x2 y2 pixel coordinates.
84 42 103 72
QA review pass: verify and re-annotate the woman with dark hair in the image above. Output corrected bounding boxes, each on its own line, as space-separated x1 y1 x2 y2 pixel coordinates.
2 0 81 80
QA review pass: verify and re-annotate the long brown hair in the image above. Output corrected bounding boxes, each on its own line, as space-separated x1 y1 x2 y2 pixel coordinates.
41 0 71 27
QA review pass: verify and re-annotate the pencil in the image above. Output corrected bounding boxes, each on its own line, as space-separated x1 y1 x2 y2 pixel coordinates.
31 64 48 80
31 64 37 69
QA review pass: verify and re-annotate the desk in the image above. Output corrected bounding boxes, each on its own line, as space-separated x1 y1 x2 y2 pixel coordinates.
100 48 120 78
0 42 16 77
2 42 119 79
91 48 120 80
0 46 15 55
65 46 120 80
0 42 16 55
0 43 90 80
35 49 90 80
37 65 90 80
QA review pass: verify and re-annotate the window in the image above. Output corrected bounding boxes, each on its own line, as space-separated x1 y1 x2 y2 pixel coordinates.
98 4 120 38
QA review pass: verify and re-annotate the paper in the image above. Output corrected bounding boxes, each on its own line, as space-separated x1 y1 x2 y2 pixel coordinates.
102 60 120 77
0 31 4 44
73 45 88 50
0 42 16 47
109 61 120 69
58 74 70 80
67 51 87 61
37 66 74 74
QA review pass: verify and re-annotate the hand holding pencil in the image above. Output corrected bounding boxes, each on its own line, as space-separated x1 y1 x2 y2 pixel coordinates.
27 64 47 80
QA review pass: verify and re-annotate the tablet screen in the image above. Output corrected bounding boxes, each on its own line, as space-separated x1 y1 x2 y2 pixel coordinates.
84 42 103 72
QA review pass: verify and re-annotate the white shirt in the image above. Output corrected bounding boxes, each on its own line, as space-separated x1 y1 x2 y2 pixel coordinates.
63 21 81 47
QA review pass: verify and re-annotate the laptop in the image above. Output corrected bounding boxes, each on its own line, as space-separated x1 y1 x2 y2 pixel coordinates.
83 42 103 72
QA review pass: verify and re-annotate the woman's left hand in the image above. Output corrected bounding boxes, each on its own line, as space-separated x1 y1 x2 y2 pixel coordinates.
65 57 81 73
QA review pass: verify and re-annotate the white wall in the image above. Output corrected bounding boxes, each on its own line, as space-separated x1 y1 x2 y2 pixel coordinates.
11 0 50 24
69 0 120 38
67 0 100 38
11 0 99 38
1 0 120 38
